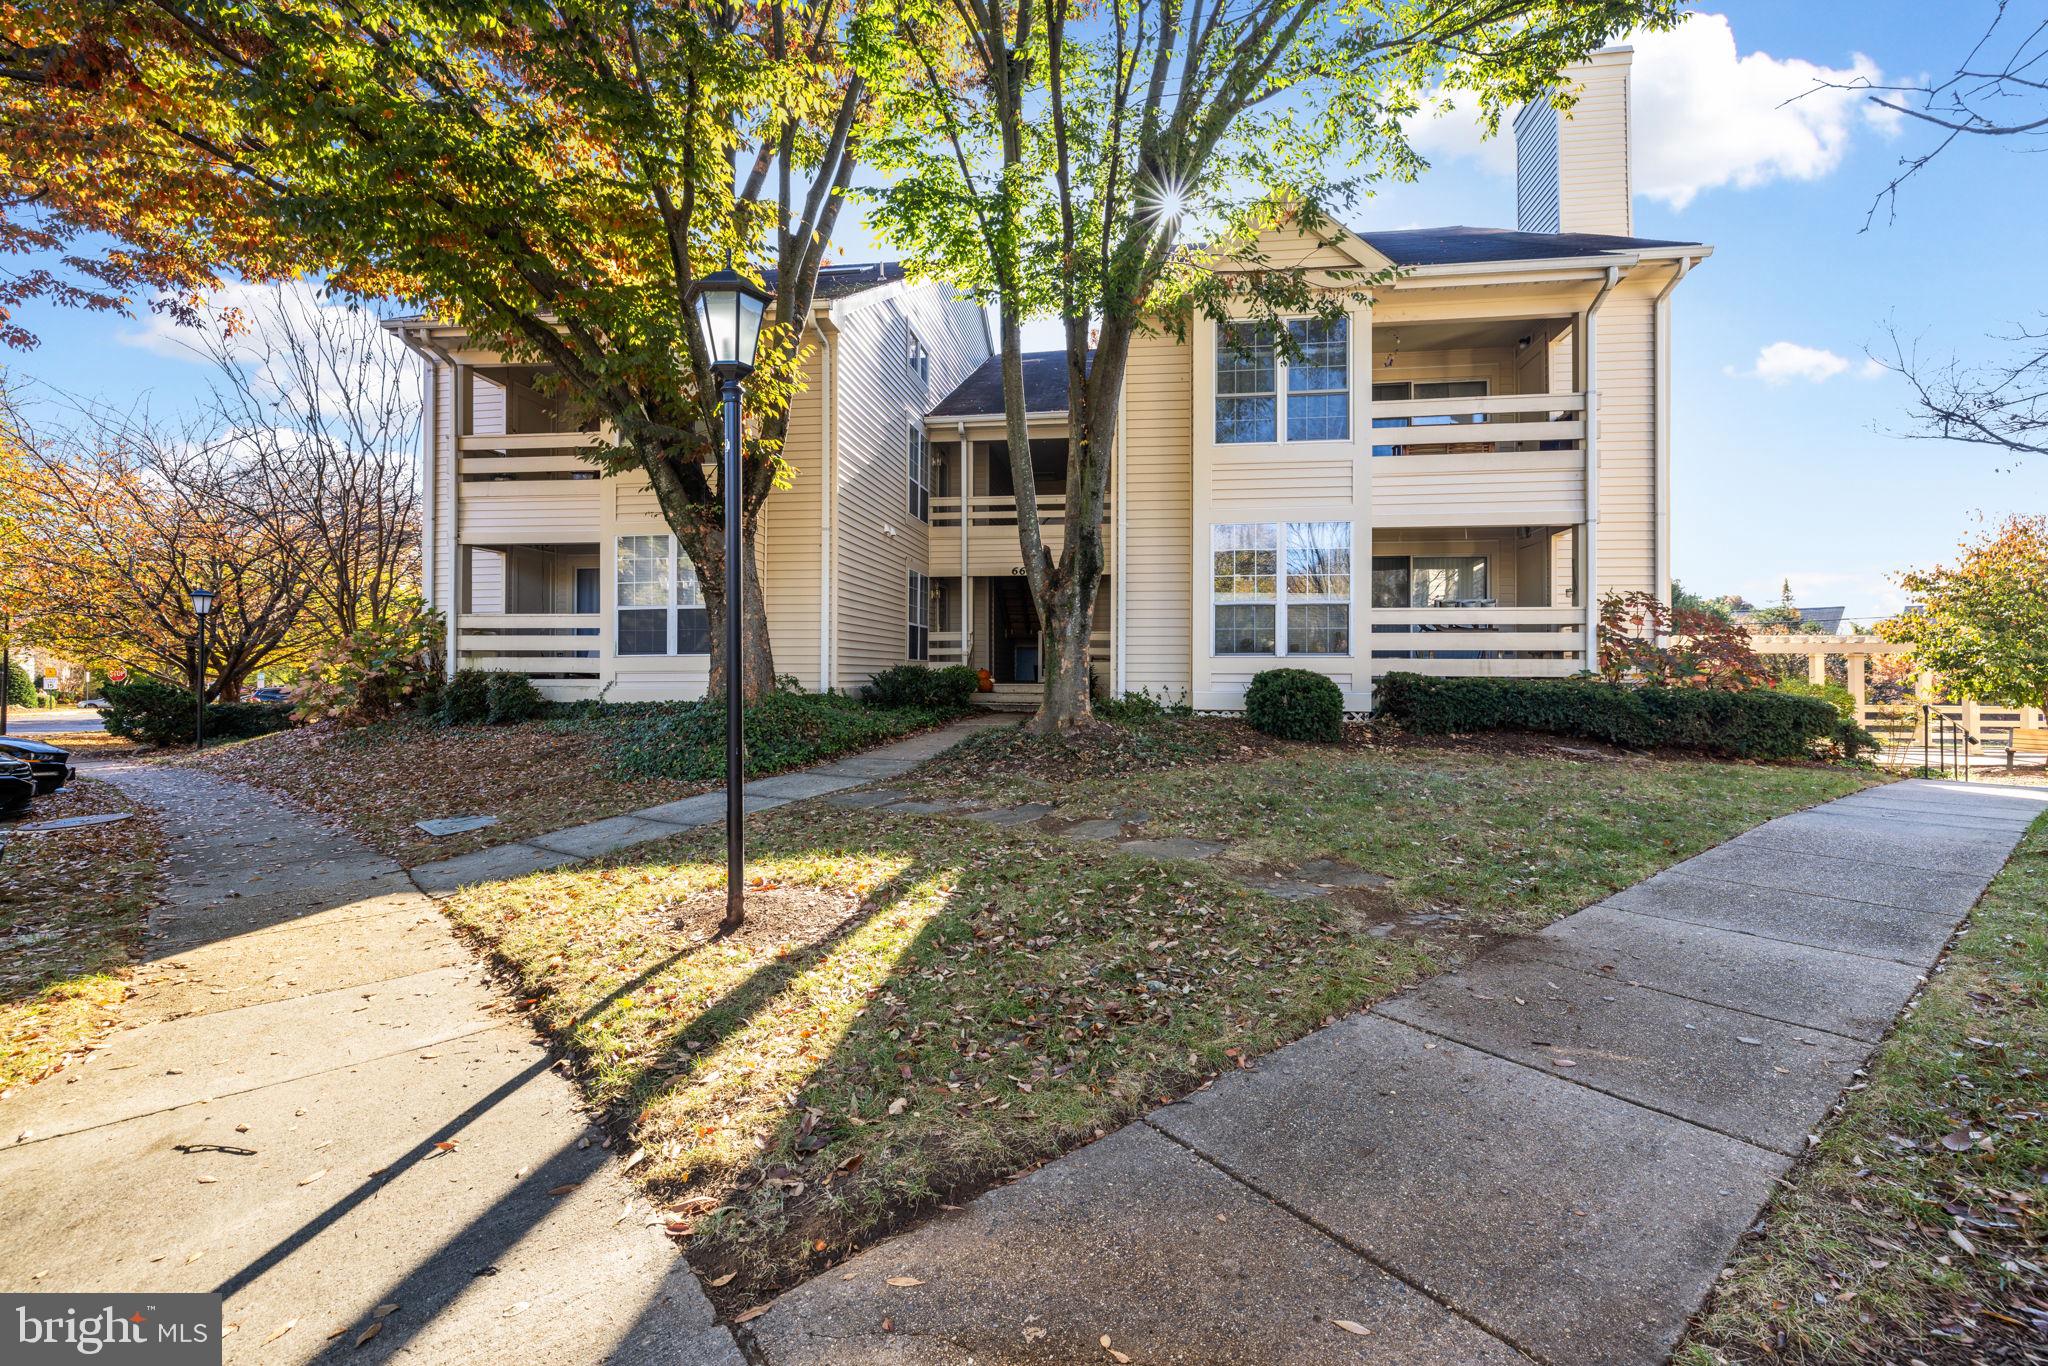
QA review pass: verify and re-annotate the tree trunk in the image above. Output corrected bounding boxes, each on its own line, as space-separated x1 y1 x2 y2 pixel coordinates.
676 514 776 703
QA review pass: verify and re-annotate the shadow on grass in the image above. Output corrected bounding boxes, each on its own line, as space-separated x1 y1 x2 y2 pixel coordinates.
450 804 1443 1304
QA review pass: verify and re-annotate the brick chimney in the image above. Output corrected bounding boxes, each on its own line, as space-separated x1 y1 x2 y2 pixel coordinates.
1514 47 1633 237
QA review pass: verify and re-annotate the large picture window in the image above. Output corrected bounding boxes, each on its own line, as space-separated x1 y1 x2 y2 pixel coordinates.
1212 521 1351 656
615 534 709 656
1216 318 1350 445
1370 553 1491 607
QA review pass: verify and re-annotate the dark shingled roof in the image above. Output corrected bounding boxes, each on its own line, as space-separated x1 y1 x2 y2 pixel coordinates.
928 350 1076 418
1358 226 1702 266
764 260 906 299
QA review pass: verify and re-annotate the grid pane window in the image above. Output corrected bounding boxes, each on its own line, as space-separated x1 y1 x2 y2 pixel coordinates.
615 534 710 655
1285 319 1349 441
1287 603 1350 655
1212 522 1352 657
907 424 931 522
907 331 930 391
907 571 930 661
1214 323 1277 444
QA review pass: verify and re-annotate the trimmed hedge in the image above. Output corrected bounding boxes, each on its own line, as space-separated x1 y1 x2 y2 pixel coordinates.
485 672 547 724
1374 672 1846 760
103 679 293 747
1245 668 1345 743
860 664 980 713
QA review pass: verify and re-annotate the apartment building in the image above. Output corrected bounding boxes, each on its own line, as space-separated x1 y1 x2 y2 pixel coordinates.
397 47 1709 713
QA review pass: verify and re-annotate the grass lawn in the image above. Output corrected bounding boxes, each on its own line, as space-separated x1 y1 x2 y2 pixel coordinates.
187 693 954 867
905 719 1878 933
0 779 162 1091
1679 810 2048 1364
443 721 1873 1301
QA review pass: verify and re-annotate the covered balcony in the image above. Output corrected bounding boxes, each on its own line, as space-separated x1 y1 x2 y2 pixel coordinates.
453 542 605 691
1369 526 1587 677
1369 316 1589 529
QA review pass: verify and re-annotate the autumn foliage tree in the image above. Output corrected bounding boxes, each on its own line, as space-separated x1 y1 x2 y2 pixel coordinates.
1881 514 2048 710
0 393 311 700
0 0 877 700
1598 591 1771 691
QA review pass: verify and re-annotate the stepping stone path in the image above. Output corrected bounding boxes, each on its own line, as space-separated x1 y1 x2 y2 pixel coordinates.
828 786 1406 913
749 780 2048 1366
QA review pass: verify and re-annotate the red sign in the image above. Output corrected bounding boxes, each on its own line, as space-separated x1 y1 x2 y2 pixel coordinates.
108 669 128 684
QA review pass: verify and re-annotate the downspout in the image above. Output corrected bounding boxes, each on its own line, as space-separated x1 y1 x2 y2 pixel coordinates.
815 316 837 693
1649 256 1691 608
956 420 971 669
420 359 437 606
1581 264 1621 672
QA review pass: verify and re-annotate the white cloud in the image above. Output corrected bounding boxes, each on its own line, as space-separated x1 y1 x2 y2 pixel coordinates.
1408 13 1899 210
1858 356 1889 379
1732 341 1853 385
117 279 413 421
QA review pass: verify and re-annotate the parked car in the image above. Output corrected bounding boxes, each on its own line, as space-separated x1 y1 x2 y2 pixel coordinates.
248 687 291 704
78 697 108 710
0 755 35 816
0 736 73 794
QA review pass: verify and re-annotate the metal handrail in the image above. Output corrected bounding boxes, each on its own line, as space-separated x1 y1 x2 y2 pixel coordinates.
1921 703 1979 781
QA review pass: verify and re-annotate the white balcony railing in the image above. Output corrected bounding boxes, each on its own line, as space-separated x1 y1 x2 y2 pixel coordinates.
1369 606 1586 678
928 493 1111 529
924 629 1110 670
456 613 606 677
1371 392 1586 455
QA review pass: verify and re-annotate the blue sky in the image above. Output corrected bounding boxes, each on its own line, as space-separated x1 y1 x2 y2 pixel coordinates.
7 3 2042 623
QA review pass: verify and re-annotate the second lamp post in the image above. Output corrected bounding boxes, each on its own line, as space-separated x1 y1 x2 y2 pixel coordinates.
189 586 216 747
691 267 772 935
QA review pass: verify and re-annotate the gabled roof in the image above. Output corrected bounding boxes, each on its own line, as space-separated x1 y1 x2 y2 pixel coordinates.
1358 225 1703 267
928 351 1076 419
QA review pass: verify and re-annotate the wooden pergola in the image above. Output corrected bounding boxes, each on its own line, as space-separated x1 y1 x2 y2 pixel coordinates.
1746 632 2045 736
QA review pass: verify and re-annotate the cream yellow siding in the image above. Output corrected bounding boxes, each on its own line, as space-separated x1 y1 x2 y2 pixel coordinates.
1592 280 1657 598
1118 328 1193 700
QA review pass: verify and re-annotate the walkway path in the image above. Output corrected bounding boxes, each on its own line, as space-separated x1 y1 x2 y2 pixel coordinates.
410 714 1015 891
0 762 742 1365
0 714 1012 1363
750 779 2048 1365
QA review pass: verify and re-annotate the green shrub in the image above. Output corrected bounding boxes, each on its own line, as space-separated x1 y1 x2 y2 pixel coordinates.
1094 688 1195 724
438 669 493 726
103 679 291 746
1374 672 1844 760
1774 677 1858 722
1244 668 1345 743
599 691 947 781
294 605 445 723
4 658 31 708
485 672 547 725
1833 717 1882 760
860 664 979 713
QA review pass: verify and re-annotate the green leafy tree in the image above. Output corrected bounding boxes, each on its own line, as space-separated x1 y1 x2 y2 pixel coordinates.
1 0 877 700
869 0 1682 729
1881 514 2048 709
4 655 32 707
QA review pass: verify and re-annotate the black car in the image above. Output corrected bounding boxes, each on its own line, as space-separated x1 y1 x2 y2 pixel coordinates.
0 736 72 795
0 756 34 816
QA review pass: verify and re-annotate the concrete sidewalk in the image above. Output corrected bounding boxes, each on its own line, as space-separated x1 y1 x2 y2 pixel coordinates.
751 779 2048 1365
410 714 1014 891
0 762 741 1365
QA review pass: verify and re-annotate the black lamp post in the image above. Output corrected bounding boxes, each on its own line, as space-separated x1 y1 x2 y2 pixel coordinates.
691 266 772 935
189 586 215 747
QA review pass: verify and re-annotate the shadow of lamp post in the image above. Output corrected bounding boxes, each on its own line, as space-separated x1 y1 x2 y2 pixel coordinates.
690 266 772 936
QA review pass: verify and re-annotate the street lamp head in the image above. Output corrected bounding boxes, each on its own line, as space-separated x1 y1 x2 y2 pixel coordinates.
692 266 773 380
189 587 217 618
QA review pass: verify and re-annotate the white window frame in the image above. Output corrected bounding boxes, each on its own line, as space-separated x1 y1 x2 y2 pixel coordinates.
1215 317 1353 447
1370 553 1492 607
906 328 930 393
614 533 709 656
907 421 931 523
907 570 931 661
1209 521 1353 658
